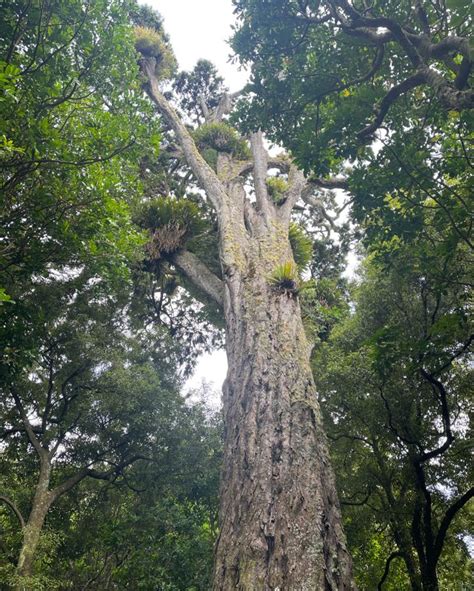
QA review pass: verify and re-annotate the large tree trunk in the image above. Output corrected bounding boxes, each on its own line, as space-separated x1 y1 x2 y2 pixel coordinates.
15 459 53 589
143 69 355 590
213 217 353 589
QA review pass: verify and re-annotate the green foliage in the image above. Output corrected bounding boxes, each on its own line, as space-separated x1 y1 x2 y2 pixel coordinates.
0 0 160 379
300 278 349 344
173 60 228 123
134 25 177 80
314 250 473 589
193 121 251 162
268 261 299 293
232 0 473 177
232 9 473 584
266 176 288 204
201 147 219 170
37 400 222 590
135 197 208 260
288 223 313 271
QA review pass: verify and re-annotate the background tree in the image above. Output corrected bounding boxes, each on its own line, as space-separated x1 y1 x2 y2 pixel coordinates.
1 384 222 591
231 0 472 172
0 2 215 589
0 0 160 378
315 245 473 590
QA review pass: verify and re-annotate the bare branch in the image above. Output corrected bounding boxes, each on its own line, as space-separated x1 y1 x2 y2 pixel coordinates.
173 250 224 308
418 369 453 462
49 455 149 503
209 90 242 122
310 176 350 191
377 551 405 590
143 60 228 215
302 192 338 230
198 94 210 121
280 164 307 220
358 72 425 139
250 131 273 221
433 486 474 564
0 495 25 529
10 389 45 457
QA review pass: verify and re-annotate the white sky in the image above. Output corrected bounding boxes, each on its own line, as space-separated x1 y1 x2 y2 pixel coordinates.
184 349 227 403
143 0 248 92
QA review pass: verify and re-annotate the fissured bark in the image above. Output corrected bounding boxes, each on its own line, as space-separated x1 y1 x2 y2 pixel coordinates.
213 230 354 590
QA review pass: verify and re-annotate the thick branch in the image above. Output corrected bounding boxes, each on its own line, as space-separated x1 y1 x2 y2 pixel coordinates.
358 72 425 139
173 250 224 308
49 455 149 503
418 369 453 463
250 131 272 221
334 0 422 66
280 164 307 220
420 67 474 110
0 495 25 529
209 90 242 122
310 176 349 191
238 155 290 178
433 487 474 564
10 389 45 457
143 60 228 214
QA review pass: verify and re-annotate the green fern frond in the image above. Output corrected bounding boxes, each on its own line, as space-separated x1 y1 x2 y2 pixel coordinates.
269 261 299 294
289 223 313 271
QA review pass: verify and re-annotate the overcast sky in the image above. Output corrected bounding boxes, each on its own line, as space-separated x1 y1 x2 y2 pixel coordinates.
143 0 248 91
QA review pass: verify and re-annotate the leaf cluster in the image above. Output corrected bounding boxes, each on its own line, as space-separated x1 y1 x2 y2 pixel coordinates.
193 121 251 164
134 25 177 80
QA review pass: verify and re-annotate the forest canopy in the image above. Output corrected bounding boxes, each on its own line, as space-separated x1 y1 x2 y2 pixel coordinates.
0 1 472 590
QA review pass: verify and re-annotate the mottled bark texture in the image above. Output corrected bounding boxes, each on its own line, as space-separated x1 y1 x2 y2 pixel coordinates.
144 61 355 590
15 455 54 589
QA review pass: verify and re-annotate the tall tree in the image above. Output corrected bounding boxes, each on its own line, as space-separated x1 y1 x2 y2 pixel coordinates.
230 2 473 589
135 23 355 588
48 398 222 590
315 247 473 591
0 265 189 589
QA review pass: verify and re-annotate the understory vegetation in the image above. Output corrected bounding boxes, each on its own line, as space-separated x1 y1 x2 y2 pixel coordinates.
1 1 472 590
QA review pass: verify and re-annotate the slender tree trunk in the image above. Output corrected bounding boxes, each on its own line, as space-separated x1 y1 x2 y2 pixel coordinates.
213 222 353 589
418 547 439 591
15 458 53 589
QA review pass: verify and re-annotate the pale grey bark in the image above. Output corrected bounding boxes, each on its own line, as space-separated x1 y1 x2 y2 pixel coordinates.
9 384 146 586
173 250 224 308
250 131 272 222
143 60 228 216
15 459 53 587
